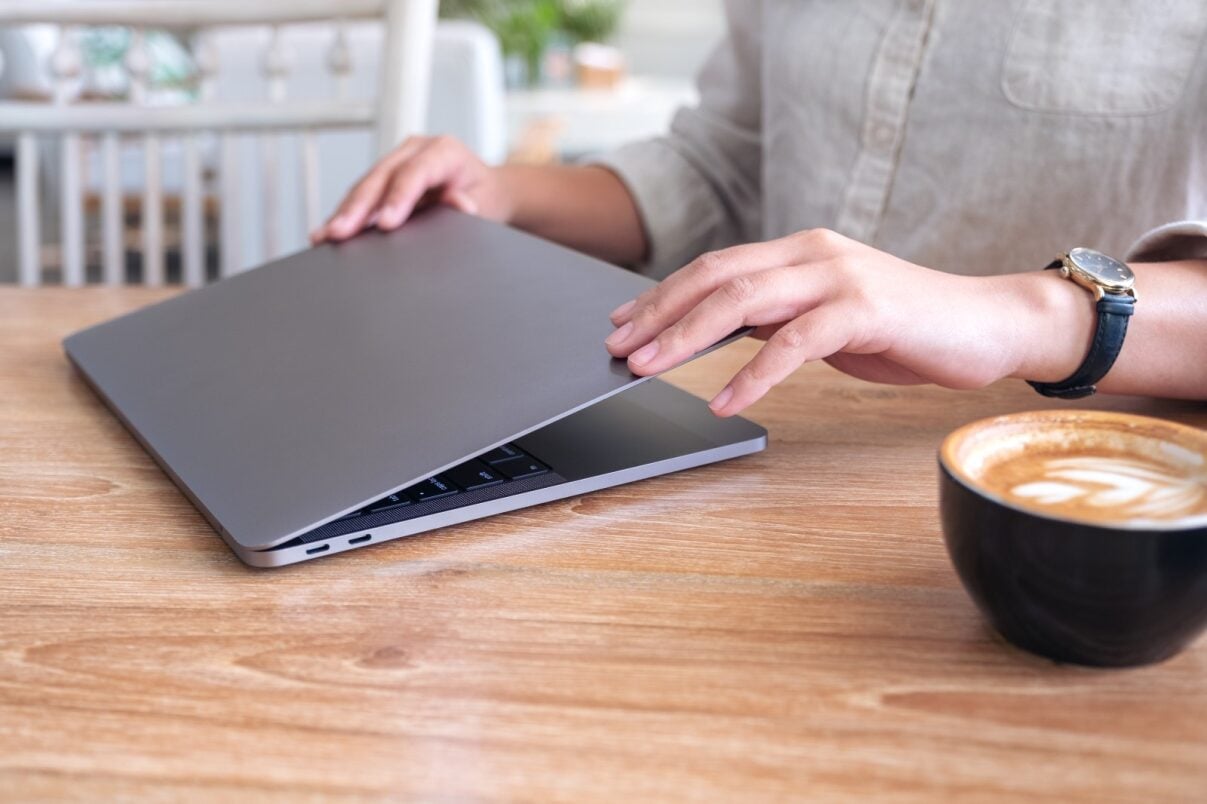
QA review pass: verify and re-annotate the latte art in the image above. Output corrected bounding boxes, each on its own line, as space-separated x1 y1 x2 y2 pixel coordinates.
1008 455 1207 522
944 411 1207 528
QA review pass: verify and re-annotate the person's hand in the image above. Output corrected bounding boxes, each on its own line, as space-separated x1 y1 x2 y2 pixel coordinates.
604 228 1093 416
310 135 511 244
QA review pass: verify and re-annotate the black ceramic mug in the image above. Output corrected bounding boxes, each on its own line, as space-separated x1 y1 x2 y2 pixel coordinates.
939 410 1207 667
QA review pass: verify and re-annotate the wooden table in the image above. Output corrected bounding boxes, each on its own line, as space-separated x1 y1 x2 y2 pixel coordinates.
2 287 1205 802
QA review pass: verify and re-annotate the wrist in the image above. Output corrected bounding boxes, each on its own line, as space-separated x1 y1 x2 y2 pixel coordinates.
493 164 587 229
491 164 525 225
490 165 648 264
1002 270 1097 383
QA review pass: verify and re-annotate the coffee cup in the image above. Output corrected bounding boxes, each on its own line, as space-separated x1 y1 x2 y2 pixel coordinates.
939 410 1207 667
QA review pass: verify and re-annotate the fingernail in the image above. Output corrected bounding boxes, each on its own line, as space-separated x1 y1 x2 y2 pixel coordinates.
610 299 636 320
629 340 660 366
605 321 633 347
709 385 734 412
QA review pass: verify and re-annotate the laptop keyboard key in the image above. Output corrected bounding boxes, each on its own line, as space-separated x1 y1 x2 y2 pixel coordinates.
493 457 549 481
405 475 459 502
480 444 525 464
444 460 505 491
366 492 411 513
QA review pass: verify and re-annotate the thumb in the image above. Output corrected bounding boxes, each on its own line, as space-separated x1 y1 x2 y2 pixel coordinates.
442 189 480 216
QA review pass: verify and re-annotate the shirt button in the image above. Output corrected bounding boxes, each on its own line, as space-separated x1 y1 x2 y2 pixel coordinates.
871 123 895 149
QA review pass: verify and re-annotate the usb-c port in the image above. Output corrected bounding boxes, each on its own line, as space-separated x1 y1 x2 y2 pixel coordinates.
349 534 371 545
306 544 330 555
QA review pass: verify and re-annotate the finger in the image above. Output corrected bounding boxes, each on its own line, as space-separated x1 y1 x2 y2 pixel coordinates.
608 298 636 324
606 231 839 349
608 241 791 329
442 187 479 215
321 138 427 240
710 304 856 416
608 229 851 329
622 263 836 375
315 206 387 245
376 137 467 230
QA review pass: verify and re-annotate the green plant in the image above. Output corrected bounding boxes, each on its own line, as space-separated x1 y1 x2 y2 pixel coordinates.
558 0 625 44
493 0 561 81
440 0 626 76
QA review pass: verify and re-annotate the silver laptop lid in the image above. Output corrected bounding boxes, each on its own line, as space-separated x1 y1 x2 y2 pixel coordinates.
64 208 681 550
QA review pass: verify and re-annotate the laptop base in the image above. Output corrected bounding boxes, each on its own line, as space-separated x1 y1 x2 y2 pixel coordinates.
231 380 766 567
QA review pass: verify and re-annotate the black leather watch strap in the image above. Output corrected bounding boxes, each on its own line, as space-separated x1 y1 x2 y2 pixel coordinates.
1027 275 1135 400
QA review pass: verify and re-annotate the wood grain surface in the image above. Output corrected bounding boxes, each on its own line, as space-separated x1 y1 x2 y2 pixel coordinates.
1 287 1205 802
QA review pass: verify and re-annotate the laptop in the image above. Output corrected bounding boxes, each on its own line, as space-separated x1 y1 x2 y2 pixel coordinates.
64 208 767 567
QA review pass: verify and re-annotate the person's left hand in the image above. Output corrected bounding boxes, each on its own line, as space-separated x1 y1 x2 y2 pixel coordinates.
604 228 1089 416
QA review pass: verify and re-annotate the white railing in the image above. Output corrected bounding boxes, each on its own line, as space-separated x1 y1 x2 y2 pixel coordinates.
0 0 437 287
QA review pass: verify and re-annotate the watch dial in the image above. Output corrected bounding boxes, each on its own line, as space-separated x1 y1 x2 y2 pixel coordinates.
1069 247 1133 288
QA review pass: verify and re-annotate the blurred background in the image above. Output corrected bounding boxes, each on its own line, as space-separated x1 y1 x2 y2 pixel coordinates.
0 0 723 284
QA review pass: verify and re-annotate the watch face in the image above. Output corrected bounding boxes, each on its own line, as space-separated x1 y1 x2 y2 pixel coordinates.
1067 247 1134 291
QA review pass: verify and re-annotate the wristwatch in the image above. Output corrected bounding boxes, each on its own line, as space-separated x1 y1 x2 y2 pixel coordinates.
1027 247 1137 400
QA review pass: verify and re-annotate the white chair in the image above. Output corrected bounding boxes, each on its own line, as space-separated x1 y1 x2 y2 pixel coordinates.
0 0 439 287
201 19 504 271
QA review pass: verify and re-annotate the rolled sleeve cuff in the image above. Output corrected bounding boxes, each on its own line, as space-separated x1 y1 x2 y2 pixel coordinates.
1125 220 1207 263
591 139 728 280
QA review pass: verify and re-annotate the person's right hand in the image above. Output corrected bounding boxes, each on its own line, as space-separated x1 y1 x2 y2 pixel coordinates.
310 135 511 244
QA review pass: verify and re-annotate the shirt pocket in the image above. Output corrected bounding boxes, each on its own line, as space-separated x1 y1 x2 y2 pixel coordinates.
1001 0 1207 115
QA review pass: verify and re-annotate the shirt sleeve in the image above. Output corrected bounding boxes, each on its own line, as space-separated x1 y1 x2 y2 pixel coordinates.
1125 220 1207 262
590 0 764 279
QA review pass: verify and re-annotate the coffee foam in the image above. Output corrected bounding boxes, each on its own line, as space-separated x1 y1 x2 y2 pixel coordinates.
1005 453 1205 522
943 412 1207 528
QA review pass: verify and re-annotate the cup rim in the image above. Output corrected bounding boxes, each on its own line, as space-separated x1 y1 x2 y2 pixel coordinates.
939 409 1207 532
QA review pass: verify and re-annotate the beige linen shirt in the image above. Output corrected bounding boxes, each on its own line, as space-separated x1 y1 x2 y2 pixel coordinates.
595 0 1207 279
